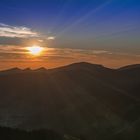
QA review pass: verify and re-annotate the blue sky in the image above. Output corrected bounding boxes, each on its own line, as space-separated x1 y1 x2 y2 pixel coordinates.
0 0 140 69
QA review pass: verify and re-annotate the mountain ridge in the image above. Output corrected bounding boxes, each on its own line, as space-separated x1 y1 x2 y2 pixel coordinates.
0 62 140 74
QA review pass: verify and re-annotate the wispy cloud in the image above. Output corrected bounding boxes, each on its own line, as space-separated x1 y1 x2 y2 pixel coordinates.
0 23 56 46
0 23 39 38
47 36 55 40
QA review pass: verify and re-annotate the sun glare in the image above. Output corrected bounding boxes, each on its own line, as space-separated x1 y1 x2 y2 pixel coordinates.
27 45 44 56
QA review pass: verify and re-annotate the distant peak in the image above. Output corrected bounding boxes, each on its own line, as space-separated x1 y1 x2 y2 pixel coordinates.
22 68 33 73
68 62 104 68
119 64 140 70
0 67 22 73
34 67 47 72
10 67 21 71
54 62 110 72
23 68 32 71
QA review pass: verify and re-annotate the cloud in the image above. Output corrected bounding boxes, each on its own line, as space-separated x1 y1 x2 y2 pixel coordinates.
0 23 56 46
38 39 44 42
0 23 38 38
0 46 109 59
92 50 108 54
47 36 55 40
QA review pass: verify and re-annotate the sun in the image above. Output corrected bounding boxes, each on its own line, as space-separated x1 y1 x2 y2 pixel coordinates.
27 45 44 56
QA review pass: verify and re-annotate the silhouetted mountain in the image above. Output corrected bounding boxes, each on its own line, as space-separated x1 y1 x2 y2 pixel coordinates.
23 68 32 72
0 67 47 74
0 62 140 140
53 62 111 72
34 67 47 72
0 67 22 74
119 64 140 71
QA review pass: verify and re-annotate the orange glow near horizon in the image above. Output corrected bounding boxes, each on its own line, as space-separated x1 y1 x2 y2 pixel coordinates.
0 47 140 70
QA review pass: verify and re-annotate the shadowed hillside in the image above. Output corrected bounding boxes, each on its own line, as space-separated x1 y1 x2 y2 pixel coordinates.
0 62 140 140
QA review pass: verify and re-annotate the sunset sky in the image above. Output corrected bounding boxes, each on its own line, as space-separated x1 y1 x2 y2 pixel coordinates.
0 0 140 70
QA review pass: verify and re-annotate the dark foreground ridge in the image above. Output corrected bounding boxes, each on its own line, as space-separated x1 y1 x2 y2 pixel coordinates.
0 62 140 140
0 126 79 140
